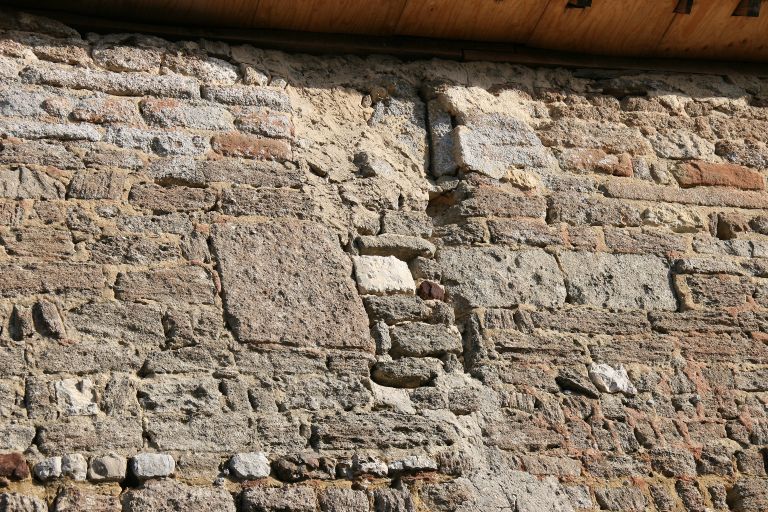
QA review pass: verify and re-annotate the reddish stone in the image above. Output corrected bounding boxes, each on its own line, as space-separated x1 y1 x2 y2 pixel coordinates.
211 132 292 161
417 280 445 301
0 453 29 481
677 161 764 190
560 148 633 177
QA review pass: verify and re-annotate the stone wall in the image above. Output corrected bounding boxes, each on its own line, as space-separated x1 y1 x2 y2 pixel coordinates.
0 9 767 512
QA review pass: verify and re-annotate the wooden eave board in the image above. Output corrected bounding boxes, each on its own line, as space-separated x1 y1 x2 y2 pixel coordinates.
395 0 549 43
657 0 768 61
252 0 408 35
527 0 679 57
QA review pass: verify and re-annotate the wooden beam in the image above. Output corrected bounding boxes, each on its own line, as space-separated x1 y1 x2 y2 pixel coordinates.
10 7 768 77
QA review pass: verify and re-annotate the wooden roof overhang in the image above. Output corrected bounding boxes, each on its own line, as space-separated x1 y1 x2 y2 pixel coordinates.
4 0 768 69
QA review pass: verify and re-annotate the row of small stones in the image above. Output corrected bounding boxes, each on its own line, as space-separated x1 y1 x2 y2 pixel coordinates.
31 452 439 485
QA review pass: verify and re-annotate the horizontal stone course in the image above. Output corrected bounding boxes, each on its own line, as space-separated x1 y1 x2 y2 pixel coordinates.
0 10 768 511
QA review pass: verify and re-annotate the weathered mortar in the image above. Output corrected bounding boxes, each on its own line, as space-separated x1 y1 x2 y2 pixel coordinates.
0 8 767 512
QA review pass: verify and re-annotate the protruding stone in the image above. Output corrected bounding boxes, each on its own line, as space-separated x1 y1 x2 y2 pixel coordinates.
54 379 99 416
228 452 270 480
356 234 435 260
371 357 442 388
33 457 61 482
130 453 175 481
352 256 415 296
387 455 438 476
588 363 637 396
88 453 127 482
61 454 87 481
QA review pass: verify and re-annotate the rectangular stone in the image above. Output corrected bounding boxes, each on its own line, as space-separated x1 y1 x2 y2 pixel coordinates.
105 127 209 156
21 62 200 98
0 118 100 141
220 187 312 218
453 186 547 219
37 418 143 454
0 226 74 259
211 132 292 161
0 167 65 199
312 411 457 450
115 267 215 305
129 183 216 213
0 263 104 297
602 177 768 210
200 158 303 188
438 247 565 310
603 227 689 255
532 308 651 335
558 252 676 310
211 220 372 350
676 160 764 190
201 85 290 111
140 98 234 130
488 218 564 247
67 169 126 199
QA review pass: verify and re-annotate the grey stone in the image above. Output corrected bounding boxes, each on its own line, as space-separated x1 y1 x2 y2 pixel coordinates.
67 169 125 200
387 455 438 476
729 478 768 512
54 379 99 416
559 252 676 311
202 86 291 111
454 113 550 179
122 479 236 512
211 221 372 350
588 363 637 396
34 457 62 482
594 487 646 512
104 127 208 156
373 488 414 512
438 247 566 310
21 62 200 98
389 322 462 358
353 255 416 295
61 454 87 481
650 447 697 478
319 488 369 512
381 211 433 237
371 357 442 388
0 493 48 512
357 234 435 260
241 486 317 512
228 452 270 480
0 119 100 142
0 167 64 199
427 99 457 177
88 453 127 482
130 453 175 480
114 267 216 305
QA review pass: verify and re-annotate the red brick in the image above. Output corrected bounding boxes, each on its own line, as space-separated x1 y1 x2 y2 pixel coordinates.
677 160 764 190
211 132 292 161
0 452 29 480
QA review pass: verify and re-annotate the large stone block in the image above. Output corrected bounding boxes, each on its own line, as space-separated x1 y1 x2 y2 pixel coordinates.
211 221 372 350
438 247 565 309
558 252 676 310
122 480 236 512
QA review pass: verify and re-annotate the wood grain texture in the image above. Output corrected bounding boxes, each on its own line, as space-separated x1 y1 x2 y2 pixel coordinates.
4 0 768 62
528 0 678 57
657 0 768 61
395 0 550 43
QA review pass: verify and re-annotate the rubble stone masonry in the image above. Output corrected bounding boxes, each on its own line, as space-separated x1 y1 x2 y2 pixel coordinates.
0 8 766 512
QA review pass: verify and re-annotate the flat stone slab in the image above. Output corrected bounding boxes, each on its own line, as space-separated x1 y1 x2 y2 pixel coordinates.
438 247 566 309
211 220 373 351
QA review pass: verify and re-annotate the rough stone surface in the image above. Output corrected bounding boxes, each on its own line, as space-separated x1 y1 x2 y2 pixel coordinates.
229 452 270 480
211 221 372 350
130 454 175 480
0 11 767 511
353 255 416 295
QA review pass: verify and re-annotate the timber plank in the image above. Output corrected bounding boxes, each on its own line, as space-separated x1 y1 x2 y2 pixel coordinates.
396 0 549 43
527 0 678 57
657 0 768 61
